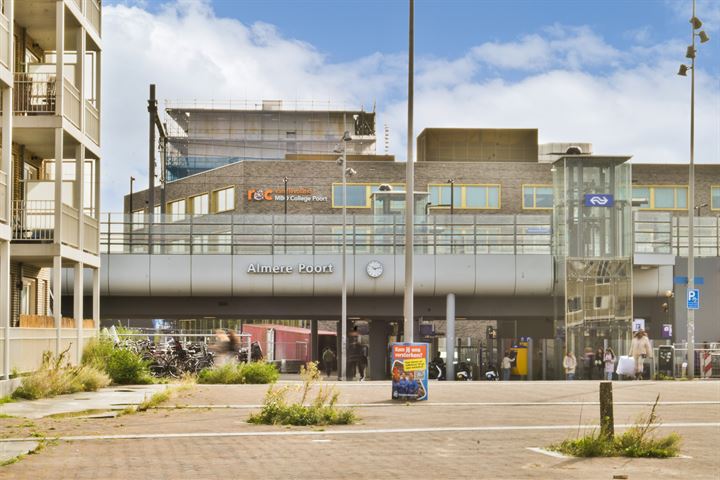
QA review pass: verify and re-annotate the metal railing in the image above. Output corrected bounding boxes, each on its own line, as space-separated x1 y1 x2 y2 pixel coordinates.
0 170 7 223
13 200 55 241
165 99 369 112
102 212 720 257
14 73 56 114
101 213 554 255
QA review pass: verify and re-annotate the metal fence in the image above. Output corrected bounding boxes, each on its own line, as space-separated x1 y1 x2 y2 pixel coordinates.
101 213 553 255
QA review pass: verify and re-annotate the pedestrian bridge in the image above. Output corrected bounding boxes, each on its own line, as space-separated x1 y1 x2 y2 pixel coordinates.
58 212 720 304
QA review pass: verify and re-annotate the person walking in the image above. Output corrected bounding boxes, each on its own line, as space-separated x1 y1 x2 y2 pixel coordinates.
595 347 605 379
322 347 336 378
629 329 652 380
501 351 512 381
563 352 577 380
603 347 616 381
357 344 368 381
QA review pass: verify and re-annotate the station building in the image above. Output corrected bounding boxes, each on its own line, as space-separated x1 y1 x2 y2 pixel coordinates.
117 103 720 379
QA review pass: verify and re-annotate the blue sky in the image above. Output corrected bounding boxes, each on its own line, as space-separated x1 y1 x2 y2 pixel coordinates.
101 0 719 210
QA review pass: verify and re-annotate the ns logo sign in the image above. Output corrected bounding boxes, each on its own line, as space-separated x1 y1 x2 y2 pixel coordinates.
584 194 614 207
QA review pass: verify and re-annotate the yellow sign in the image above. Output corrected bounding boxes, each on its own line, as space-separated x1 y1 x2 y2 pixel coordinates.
404 358 426 371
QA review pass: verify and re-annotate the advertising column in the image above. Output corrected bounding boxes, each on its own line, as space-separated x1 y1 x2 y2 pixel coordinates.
391 343 429 401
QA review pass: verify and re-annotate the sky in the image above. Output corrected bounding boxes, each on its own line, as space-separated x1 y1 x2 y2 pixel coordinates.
101 0 720 211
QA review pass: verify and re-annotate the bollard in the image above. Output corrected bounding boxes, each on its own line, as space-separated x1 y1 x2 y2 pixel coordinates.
599 381 614 439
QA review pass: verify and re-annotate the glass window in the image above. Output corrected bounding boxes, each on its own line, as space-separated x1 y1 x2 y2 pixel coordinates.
633 186 688 210
523 185 553 209
153 205 161 217
131 210 144 231
333 185 369 207
214 187 235 213
168 199 186 219
654 188 674 208
465 186 486 208
190 193 209 216
712 187 720 210
487 187 500 208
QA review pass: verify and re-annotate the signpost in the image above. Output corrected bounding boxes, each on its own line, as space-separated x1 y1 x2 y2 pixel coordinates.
687 288 700 310
391 343 429 401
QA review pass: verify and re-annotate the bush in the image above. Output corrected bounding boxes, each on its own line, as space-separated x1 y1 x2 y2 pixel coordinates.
12 349 110 400
197 362 279 385
82 338 152 385
248 362 356 426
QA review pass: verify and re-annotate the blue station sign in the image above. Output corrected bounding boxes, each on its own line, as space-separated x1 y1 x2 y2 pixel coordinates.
584 194 614 207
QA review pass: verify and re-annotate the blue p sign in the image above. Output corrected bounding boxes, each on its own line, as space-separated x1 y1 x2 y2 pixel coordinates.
687 289 700 310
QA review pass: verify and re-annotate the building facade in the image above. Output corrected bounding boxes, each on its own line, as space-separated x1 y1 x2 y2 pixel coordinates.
0 0 102 378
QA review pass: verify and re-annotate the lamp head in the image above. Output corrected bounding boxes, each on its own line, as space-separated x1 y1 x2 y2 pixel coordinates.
685 45 696 59
690 16 702 30
332 144 342 154
698 30 710 43
342 131 352 142
345 167 357 177
336 157 344 166
677 64 689 76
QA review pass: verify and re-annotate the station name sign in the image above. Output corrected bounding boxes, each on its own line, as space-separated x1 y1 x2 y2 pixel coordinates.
247 188 328 203
247 263 335 274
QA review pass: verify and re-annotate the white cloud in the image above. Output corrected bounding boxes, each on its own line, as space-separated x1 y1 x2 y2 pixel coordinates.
102 0 719 212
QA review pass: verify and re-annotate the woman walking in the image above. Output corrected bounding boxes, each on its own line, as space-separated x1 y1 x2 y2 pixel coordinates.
563 352 577 380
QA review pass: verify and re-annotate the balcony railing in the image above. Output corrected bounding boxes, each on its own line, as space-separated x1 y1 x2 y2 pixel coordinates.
12 200 100 254
85 100 100 144
14 73 56 115
85 0 101 35
64 79 82 128
0 8 10 69
0 170 6 223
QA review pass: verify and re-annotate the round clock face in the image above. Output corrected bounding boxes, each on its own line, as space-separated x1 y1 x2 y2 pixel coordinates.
366 260 384 278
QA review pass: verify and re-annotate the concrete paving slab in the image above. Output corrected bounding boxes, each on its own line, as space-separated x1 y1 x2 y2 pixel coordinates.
0 441 38 463
0 385 169 419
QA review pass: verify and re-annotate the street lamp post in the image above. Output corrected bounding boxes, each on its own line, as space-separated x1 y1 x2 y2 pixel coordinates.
283 176 289 217
448 179 455 216
129 176 135 251
677 0 710 379
338 128 353 380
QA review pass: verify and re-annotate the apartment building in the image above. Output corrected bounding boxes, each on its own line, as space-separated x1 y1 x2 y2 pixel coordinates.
0 0 102 379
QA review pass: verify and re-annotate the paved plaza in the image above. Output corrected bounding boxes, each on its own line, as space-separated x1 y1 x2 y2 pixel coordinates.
0 380 717 479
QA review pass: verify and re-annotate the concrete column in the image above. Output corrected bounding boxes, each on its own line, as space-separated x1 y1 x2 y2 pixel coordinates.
369 319 388 380
53 255 62 355
92 268 99 332
310 319 319 362
0 241 9 379
74 262 83 363
445 293 455 381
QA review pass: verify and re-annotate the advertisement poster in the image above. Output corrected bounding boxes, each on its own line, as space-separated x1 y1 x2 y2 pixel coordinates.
391 343 429 401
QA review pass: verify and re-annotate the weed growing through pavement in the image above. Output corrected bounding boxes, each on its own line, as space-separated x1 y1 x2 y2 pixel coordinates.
550 395 681 458
248 362 356 426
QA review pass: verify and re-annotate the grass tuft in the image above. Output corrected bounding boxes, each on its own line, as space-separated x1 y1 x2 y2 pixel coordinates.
248 362 356 426
550 395 681 458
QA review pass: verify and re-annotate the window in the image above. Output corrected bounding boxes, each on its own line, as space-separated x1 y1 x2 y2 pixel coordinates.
131 209 144 231
20 278 37 316
632 186 688 210
332 183 405 208
428 184 501 210
167 199 186 219
712 186 720 211
523 185 553 209
213 187 235 213
153 205 161 217
189 193 209 216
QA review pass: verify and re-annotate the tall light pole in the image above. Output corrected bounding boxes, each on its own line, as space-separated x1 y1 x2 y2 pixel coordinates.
404 0 415 343
338 126 353 380
677 0 710 379
283 176 289 217
129 176 135 251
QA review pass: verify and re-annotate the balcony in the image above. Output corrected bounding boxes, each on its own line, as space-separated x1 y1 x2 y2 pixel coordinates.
12 200 99 255
0 6 10 71
14 70 97 143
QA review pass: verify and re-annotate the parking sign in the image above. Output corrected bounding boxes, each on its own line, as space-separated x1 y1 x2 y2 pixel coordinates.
687 289 700 310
